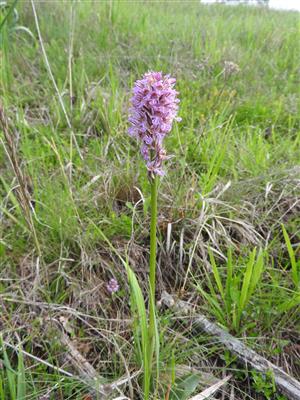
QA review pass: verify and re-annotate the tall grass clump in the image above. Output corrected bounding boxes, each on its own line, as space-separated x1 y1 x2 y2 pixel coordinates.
197 247 265 333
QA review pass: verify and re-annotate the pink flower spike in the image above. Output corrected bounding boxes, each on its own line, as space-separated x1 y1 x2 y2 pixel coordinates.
128 71 180 178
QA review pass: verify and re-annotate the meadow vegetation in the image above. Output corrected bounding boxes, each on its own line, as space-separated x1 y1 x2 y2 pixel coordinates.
0 1 299 399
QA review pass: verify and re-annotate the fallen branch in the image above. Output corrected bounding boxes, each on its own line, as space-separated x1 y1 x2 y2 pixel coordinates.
161 291 300 400
49 322 139 397
188 375 231 400
59 331 100 381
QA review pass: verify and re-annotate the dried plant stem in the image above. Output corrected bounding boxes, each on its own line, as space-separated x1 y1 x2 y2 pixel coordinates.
68 2 75 113
30 0 83 163
0 106 41 258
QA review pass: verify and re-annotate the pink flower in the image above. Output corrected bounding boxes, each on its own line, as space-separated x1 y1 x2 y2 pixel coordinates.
128 71 180 177
106 278 119 294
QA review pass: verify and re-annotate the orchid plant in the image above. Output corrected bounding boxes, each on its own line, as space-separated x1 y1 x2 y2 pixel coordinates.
128 71 180 398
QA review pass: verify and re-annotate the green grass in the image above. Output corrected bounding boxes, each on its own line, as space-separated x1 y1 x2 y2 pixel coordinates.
196 247 265 333
0 0 299 399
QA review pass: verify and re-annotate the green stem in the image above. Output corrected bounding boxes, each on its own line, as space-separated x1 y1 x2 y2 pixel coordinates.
149 176 158 313
148 175 158 389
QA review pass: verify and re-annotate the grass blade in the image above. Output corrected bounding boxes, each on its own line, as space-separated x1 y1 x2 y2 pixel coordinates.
247 250 264 304
225 247 233 315
0 336 16 400
16 346 26 400
208 247 225 302
282 224 299 287
237 248 256 327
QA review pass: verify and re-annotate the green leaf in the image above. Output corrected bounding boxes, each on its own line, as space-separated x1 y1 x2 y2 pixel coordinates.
225 247 233 315
197 285 225 325
170 373 202 400
0 0 19 33
149 283 160 394
247 250 264 304
16 347 26 400
237 248 256 326
208 247 225 302
279 293 300 312
0 336 16 400
282 224 299 287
